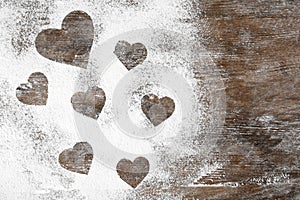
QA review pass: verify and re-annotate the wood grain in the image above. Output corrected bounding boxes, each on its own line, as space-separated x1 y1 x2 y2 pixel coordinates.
58 142 93 175
179 0 300 199
12 1 299 198
141 94 175 126
116 157 150 188
16 72 48 105
35 10 94 68
71 86 106 119
114 41 148 71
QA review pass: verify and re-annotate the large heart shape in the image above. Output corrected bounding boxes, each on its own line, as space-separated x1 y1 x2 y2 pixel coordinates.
35 10 94 68
141 94 175 126
71 86 106 119
58 142 93 175
16 72 48 105
113 40 147 70
116 157 149 188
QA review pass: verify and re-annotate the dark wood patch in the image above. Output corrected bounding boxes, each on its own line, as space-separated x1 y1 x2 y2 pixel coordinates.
16 72 48 105
117 157 150 188
71 86 106 119
35 10 94 68
178 0 300 199
133 1 300 199
114 40 147 70
141 94 175 126
58 142 93 175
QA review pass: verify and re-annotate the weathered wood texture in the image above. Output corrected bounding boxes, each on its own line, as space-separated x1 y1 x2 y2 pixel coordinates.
14 1 299 198
117 157 150 189
16 72 48 105
180 0 300 199
35 10 94 68
71 86 106 120
58 142 93 175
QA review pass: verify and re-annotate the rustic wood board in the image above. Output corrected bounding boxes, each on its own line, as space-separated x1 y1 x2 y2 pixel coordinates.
0 0 299 199
181 0 300 199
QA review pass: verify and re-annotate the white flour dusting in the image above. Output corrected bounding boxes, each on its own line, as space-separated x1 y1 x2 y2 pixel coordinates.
0 0 225 199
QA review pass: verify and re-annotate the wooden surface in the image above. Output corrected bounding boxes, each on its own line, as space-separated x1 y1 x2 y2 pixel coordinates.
35 10 94 68
180 0 300 199
9 0 300 199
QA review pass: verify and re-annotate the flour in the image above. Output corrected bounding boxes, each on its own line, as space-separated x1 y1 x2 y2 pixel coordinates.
0 0 226 199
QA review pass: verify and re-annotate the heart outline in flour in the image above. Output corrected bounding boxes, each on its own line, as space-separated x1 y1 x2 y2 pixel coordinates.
16 72 48 105
141 94 175 126
71 86 106 119
35 10 94 68
116 157 150 188
58 142 93 175
113 40 147 70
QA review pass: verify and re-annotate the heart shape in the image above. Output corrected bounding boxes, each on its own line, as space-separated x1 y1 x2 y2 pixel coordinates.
58 142 93 175
113 40 147 70
16 72 48 105
35 10 94 68
141 94 175 126
116 157 149 188
71 86 106 119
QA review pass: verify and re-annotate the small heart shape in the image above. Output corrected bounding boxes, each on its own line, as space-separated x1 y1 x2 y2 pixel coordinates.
71 86 106 119
35 10 94 68
113 40 147 70
16 72 48 105
141 94 175 126
116 157 149 188
58 142 93 175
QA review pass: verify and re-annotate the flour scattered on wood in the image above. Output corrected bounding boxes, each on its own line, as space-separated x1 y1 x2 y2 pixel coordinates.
0 0 226 199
